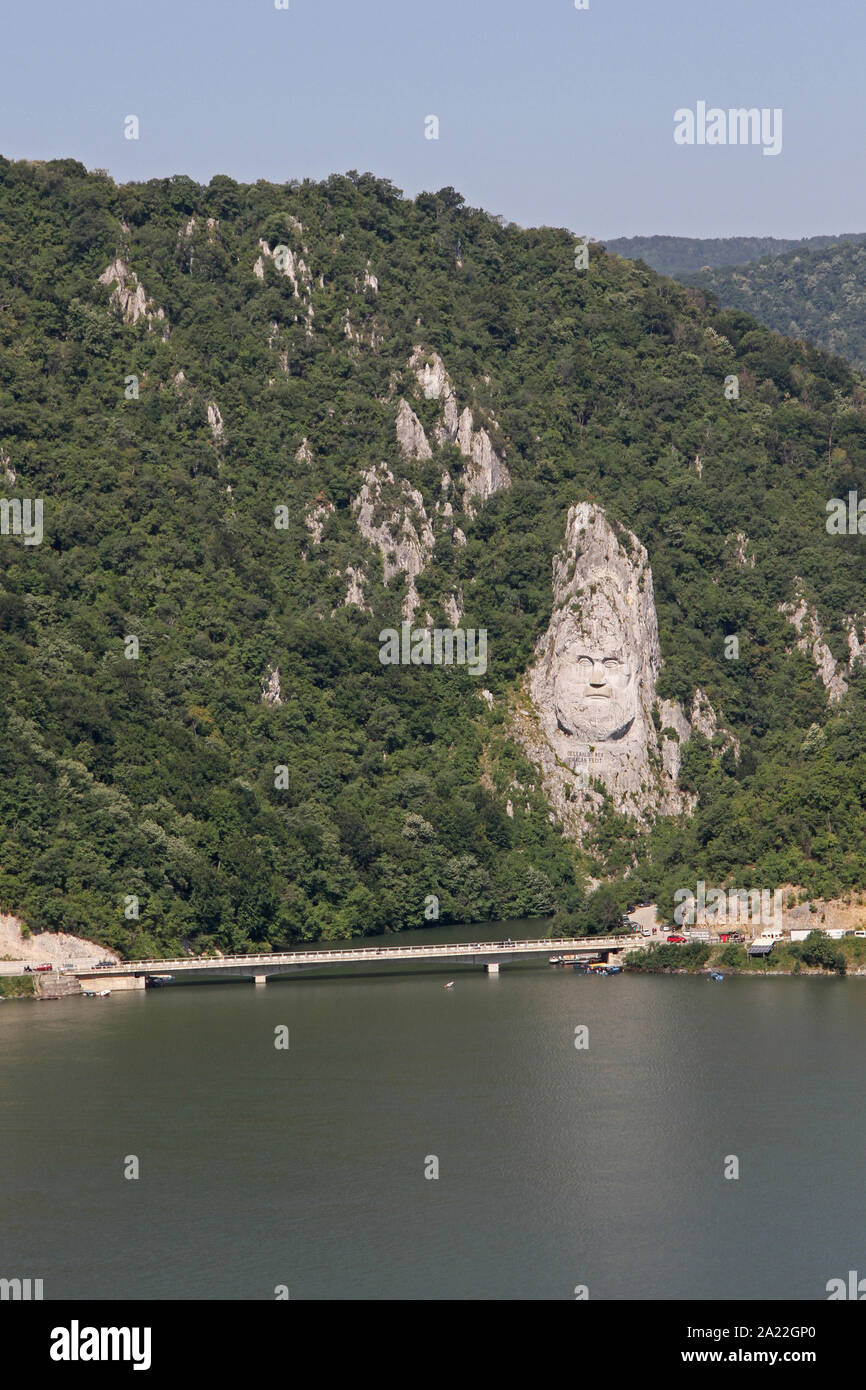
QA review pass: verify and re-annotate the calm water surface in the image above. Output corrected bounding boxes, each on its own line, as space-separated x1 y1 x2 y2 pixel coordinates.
1 921 863 1300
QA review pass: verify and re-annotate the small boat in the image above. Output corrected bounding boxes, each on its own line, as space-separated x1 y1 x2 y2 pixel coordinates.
711 972 724 982
549 955 563 966
444 981 455 990
96 989 111 997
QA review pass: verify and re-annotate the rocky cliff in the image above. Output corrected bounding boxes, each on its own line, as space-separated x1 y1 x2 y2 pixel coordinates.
512 503 719 828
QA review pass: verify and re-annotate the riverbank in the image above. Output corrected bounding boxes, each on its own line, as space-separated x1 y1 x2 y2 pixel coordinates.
0 911 119 974
624 934 866 976
0 975 36 999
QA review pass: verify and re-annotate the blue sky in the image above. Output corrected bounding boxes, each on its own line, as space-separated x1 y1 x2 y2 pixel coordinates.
3 0 864 238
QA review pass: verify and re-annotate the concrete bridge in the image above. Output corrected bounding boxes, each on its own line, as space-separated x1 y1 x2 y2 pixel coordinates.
69 936 638 990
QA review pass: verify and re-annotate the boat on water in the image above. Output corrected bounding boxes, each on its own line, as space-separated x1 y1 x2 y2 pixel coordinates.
549 955 563 966
444 981 455 990
710 971 724 982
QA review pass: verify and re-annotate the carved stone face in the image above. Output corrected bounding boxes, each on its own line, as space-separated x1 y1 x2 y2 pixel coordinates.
522 501 694 824
554 642 637 740
550 600 639 741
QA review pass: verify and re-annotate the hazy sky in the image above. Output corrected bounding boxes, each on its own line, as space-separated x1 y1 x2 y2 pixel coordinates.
3 0 863 239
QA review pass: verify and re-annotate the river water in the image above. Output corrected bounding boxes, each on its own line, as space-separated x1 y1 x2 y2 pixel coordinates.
1 919 863 1300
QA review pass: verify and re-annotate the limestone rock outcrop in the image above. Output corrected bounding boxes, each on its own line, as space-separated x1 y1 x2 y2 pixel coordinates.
352 463 435 621
343 565 370 611
409 347 459 442
261 665 282 707
395 398 432 461
254 232 315 336
780 583 849 703
98 259 168 334
847 616 866 667
406 347 510 513
305 497 335 545
727 532 755 568
207 401 224 442
512 502 721 830
455 407 510 514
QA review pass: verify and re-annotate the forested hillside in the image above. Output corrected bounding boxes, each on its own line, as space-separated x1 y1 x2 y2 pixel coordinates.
1 157 866 956
684 239 866 371
606 233 866 277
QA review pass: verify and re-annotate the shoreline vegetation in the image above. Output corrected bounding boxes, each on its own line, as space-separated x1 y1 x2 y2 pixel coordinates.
0 975 36 999
624 932 862 976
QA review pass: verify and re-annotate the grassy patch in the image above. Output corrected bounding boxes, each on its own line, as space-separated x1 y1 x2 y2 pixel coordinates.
624 943 711 973
0 975 36 998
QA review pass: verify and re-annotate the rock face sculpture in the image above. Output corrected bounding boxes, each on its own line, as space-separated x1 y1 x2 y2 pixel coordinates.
513 503 706 828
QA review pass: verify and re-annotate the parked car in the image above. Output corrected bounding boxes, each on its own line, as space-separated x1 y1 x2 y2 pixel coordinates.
35 962 53 972
855 931 866 939
667 934 687 944
95 960 114 968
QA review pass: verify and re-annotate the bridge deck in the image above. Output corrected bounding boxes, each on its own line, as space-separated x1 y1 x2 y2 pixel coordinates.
71 936 638 978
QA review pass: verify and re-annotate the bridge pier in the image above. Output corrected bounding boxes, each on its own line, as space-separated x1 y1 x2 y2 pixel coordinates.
253 974 267 986
486 962 499 974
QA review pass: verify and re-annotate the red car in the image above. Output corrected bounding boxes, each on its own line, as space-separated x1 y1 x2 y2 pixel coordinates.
35 962 53 972
666 934 687 944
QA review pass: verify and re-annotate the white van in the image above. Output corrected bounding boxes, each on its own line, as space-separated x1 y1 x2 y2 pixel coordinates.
756 927 784 941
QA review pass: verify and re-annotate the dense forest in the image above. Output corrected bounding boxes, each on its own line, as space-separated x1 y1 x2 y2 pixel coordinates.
606 233 866 277
1 157 866 956
683 239 866 372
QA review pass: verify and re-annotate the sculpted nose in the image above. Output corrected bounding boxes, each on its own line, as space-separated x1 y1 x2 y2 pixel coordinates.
589 662 606 686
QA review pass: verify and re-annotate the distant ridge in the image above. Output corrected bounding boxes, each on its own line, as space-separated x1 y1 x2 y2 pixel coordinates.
604 233 866 277
682 237 866 372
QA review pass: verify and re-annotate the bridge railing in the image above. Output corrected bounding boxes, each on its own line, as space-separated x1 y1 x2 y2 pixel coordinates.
72 936 640 974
